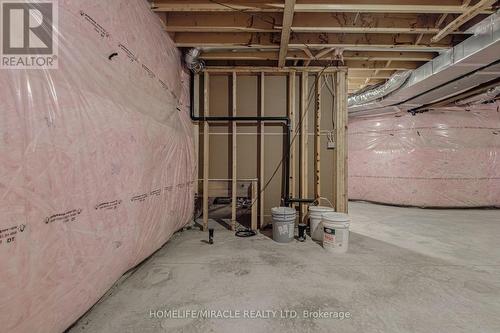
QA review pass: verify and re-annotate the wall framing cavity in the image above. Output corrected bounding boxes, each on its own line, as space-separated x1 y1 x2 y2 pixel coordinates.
194 67 348 229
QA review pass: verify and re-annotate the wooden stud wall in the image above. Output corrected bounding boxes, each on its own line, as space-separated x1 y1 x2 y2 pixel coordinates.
196 67 347 229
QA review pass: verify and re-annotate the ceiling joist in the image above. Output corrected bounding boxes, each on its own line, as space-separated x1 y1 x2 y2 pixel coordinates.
152 1 494 14
278 0 296 67
199 50 437 62
431 0 497 42
153 0 496 92
173 32 460 50
161 12 476 34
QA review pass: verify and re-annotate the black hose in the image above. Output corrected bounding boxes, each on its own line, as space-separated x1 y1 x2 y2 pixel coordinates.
235 229 257 237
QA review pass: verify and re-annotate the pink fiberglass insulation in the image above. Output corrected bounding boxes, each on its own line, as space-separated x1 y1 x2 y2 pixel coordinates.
0 1 195 332
349 104 500 207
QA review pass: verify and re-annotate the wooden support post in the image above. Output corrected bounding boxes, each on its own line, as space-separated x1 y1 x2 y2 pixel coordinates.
231 72 237 231
299 71 309 223
259 72 265 228
203 73 210 230
193 74 200 196
333 71 348 213
314 73 321 200
288 70 296 202
251 180 258 230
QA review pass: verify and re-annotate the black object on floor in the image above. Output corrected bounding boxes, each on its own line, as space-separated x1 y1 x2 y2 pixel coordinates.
209 228 214 244
235 228 257 237
298 223 307 242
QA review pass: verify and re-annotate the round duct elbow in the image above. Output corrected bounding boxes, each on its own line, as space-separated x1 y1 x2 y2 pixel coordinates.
348 71 412 108
184 48 204 73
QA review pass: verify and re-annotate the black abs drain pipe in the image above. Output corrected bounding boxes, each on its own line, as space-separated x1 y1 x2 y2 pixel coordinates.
189 72 292 204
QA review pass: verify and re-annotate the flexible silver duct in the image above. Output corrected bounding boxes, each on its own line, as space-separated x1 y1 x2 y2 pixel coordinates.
455 85 500 106
184 48 204 73
348 11 500 116
348 71 412 107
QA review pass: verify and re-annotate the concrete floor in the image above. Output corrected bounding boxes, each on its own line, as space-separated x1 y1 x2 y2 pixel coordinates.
70 202 500 333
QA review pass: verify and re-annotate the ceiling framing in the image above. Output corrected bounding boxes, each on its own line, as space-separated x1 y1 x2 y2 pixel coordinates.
151 0 498 92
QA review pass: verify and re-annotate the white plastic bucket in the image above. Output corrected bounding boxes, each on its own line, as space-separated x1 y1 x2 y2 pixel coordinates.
308 205 335 241
322 212 350 253
271 207 296 243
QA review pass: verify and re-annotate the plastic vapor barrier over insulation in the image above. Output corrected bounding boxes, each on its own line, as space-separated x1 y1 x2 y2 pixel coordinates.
0 1 195 332
349 104 500 207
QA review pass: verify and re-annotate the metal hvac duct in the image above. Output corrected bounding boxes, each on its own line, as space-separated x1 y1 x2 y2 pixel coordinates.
349 11 500 116
184 48 204 73
348 71 411 107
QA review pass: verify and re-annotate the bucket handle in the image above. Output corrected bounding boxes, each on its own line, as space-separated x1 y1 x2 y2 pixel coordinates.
314 197 334 208
305 197 334 221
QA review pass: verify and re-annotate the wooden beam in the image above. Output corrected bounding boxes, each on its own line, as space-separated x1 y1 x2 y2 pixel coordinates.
290 4 493 14
289 26 447 34
153 3 282 12
203 61 421 71
289 33 457 51
162 12 279 33
344 60 422 70
431 0 496 43
314 47 335 60
259 72 265 229
416 13 449 46
299 71 309 223
302 48 313 67
153 2 493 14
202 59 424 71
314 74 321 200
203 66 346 74
174 32 456 51
163 12 469 34
203 73 210 231
231 72 237 231
303 48 314 59
200 50 437 62
333 71 348 213
348 69 395 78
288 71 296 200
362 60 392 88
278 0 296 67
436 13 450 28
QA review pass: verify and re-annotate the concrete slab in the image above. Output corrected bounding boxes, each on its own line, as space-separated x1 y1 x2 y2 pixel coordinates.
69 202 500 333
